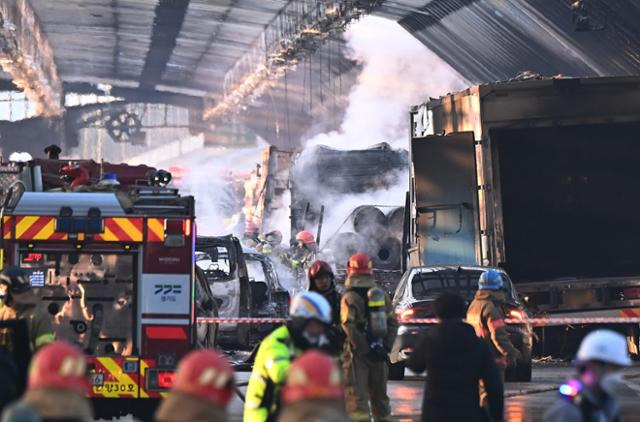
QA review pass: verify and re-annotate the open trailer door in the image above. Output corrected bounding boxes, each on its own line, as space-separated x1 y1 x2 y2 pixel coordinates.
410 132 479 266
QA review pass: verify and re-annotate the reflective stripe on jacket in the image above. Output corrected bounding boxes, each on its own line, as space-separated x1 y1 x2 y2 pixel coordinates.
244 325 301 422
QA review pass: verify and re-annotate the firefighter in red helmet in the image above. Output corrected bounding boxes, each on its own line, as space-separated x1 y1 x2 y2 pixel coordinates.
278 350 348 422
308 260 343 355
286 231 318 283
341 253 397 421
155 349 235 422
18 341 93 421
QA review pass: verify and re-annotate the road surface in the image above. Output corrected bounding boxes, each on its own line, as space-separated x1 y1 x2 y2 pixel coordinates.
226 364 640 421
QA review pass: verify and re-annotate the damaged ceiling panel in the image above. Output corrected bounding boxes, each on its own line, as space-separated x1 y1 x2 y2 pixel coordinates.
378 0 640 82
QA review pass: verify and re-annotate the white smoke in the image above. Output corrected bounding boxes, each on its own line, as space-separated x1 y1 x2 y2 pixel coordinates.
307 16 469 150
302 16 469 250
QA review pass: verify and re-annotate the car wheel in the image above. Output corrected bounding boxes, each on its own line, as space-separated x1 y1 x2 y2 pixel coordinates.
388 361 405 381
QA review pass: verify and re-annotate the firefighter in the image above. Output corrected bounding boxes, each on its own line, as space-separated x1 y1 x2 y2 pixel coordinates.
545 329 631 422
278 350 348 422
308 260 343 355
466 269 522 407
287 231 317 274
17 341 93 421
341 252 398 422
0 267 55 351
244 291 332 422
257 230 284 257
155 349 235 422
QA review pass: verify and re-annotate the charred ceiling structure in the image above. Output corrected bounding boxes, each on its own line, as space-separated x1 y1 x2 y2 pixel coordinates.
378 0 640 81
0 0 378 157
2 0 640 157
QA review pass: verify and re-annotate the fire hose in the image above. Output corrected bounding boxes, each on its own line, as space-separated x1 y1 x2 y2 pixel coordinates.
196 316 640 326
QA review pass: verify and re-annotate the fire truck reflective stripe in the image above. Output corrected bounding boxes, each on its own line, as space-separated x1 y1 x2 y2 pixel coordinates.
94 218 143 242
620 308 640 317
145 326 188 340
14 216 67 241
147 218 164 242
94 357 140 398
141 318 190 325
2 217 11 239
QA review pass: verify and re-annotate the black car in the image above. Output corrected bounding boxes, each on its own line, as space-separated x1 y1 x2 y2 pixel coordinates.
389 266 533 381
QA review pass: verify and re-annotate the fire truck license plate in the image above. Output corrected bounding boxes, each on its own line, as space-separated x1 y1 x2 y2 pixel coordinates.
94 382 137 394
90 373 104 386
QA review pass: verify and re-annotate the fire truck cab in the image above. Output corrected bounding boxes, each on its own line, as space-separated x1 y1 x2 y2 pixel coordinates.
0 157 209 417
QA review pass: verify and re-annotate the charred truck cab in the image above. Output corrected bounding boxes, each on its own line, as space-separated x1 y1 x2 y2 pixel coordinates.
0 158 196 418
410 76 640 356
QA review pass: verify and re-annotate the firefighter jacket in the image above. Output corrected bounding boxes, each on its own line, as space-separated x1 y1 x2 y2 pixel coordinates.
244 325 302 422
544 381 621 422
22 387 93 421
156 391 227 422
466 289 520 365
278 399 350 422
340 274 398 358
309 280 343 355
0 292 55 351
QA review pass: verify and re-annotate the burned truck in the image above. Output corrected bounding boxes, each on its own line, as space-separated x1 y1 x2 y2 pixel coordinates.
290 143 409 290
410 76 640 355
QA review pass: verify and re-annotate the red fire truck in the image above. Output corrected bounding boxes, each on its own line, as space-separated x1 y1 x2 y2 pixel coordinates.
0 157 215 417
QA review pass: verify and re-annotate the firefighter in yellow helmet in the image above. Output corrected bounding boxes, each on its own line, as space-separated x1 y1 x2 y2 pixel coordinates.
0 267 55 351
155 349 235 422
341 252 398 422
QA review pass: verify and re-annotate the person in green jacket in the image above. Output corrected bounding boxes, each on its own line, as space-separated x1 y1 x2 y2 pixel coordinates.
244 291 332 422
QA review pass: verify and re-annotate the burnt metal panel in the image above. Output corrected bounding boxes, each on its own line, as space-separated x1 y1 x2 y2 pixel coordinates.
410 132 479 265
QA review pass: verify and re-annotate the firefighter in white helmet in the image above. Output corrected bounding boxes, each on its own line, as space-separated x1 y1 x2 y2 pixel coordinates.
544 329 632 422
244 291 332 422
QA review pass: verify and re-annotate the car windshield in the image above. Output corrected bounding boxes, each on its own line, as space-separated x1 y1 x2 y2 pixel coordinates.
195 246 232 280
411 268 512 300
246 259 266 283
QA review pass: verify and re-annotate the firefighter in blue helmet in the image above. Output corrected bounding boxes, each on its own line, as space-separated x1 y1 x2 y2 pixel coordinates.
467 269 521 408
244 291 332 422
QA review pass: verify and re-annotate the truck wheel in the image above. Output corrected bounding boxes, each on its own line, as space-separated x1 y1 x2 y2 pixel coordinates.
388 361 405 381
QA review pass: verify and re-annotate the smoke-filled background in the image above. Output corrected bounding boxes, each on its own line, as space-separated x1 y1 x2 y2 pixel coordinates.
300 16 468 255
307 16 468 150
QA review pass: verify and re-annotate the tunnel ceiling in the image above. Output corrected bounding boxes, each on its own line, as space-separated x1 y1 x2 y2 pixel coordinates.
377 0 640 82
2 0 640 152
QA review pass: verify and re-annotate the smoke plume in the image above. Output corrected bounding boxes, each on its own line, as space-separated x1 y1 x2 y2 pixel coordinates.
307 16 469 150
301 16 469 250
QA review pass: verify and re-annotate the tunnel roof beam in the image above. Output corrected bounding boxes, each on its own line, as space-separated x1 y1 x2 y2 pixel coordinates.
203 0 382 120
0 0 63 117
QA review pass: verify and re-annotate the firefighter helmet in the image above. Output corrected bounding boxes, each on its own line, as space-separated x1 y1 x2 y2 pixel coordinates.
28 341 88 394
264 230 283 245
295 230 315 245
346 252 373 276
478 269 504 290
0 266 30 294
308 260 333 282
290 291 332 325
576 329 631 367
171 350 235 408
282 350 343 404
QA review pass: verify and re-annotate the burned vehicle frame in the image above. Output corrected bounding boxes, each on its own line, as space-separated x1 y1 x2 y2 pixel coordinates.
195 236 289 349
